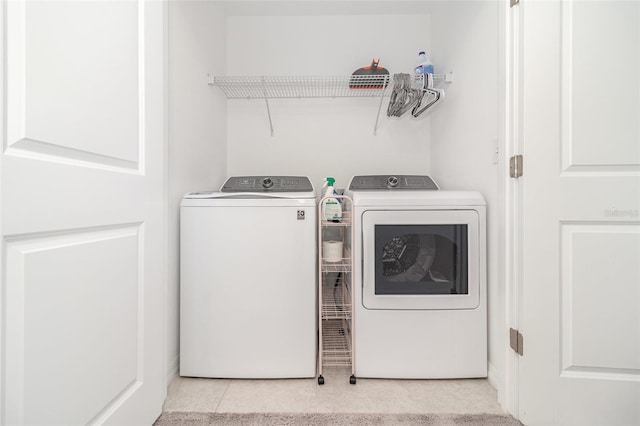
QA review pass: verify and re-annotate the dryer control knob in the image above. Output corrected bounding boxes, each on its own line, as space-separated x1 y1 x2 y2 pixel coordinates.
387 176 399 188
262 177 274 189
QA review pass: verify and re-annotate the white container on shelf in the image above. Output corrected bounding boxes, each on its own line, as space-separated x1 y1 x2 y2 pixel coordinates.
322 241 344 262
414 51 434 80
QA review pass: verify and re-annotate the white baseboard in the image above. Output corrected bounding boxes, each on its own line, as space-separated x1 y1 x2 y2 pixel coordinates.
488 362 499 388
488 362 506 409
167 354 179 384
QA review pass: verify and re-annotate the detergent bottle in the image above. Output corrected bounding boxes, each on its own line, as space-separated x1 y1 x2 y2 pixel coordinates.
321 177 342 222
414 51 434 80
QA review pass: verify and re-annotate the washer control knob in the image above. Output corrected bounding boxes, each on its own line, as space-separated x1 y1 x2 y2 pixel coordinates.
387 176 399 188
262 177 274 189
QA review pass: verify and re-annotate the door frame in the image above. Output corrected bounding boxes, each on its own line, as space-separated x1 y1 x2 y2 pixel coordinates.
501 0 523 419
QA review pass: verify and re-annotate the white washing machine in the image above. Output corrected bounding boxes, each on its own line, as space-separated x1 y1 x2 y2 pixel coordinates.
345 175 487 379
180 176 317 378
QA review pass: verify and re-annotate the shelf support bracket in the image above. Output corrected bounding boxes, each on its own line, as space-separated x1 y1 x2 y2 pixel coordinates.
373 83 387 136
261 77 274 136
373 77 391 136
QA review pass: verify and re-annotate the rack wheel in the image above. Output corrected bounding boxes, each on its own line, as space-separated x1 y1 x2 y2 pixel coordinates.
318 375 325 385
350 375 356 385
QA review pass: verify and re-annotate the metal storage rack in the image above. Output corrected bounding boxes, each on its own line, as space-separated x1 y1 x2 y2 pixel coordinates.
317 194 355 385
209 74 451 135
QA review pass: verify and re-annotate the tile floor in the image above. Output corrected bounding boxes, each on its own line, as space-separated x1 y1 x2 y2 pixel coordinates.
163 368 507 415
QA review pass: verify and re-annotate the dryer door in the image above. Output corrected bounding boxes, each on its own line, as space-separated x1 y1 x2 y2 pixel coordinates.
362 209 481 310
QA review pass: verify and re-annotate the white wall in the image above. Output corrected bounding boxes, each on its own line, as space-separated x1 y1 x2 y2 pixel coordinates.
225 13 436 191
430 1 503 398
168 0 228 379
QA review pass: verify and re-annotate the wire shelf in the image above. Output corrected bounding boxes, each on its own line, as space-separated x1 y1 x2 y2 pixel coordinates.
321 248 352 273
212 75 391 99
320 210 352 227
210 75 448 100
210 74 450 136
321 277 352 320
321 319 352 367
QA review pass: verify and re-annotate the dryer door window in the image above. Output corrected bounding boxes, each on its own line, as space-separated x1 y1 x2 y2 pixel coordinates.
362 209 481 310
376 224 468 296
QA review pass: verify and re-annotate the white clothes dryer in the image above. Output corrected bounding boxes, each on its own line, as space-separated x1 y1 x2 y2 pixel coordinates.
345 175 487 379
180 176 317 378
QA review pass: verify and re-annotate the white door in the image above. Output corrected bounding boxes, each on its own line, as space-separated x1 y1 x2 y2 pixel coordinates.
517 0 640 424
1 1 166 424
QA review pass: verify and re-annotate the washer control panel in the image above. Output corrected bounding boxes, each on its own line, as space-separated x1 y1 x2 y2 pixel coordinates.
349 175 439 190
221 176 314 192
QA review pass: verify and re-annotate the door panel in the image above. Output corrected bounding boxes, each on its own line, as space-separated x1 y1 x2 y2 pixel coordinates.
1 1 165 424
6 226 141 425
561 224 640 376
566 1 639 169
518 1 640 424
8 0 140 164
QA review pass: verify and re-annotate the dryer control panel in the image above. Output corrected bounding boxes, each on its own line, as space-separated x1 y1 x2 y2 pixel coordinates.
349 175 439 190
221 176 314 192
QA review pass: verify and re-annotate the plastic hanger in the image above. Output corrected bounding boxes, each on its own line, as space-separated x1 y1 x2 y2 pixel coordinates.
412 73 445 117
387 73 421 118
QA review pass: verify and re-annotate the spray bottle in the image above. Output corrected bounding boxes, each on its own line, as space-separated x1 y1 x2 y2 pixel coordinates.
321 177 342 222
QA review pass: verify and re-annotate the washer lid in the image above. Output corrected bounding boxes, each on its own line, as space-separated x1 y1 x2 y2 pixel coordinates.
348 175 439 191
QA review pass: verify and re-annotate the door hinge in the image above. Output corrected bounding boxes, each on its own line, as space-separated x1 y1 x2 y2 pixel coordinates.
510 154 523 178
510 0 520 7
510 328 524 356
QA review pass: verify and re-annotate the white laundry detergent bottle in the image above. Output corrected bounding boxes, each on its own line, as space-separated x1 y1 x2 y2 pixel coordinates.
321 177 342 222
414 51 434 80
